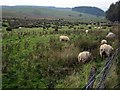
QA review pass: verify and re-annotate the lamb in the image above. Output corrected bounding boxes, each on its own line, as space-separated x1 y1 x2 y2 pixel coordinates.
59 35 70 42
101 39 107 44
100 44 113 59
106 32 116 39
78 51 92 63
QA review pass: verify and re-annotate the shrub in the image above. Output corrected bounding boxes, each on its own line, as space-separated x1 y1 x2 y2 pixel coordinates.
6 27 12 31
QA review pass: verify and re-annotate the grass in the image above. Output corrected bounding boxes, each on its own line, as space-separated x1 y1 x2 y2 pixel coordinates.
2 22 119 88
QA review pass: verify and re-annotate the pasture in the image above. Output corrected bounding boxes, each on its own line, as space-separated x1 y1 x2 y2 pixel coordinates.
2 19 119 88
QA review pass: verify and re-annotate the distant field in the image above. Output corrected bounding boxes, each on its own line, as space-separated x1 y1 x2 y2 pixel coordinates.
2 6 107 22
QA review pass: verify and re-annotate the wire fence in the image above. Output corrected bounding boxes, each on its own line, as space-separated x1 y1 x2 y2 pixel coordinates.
82 46 120 89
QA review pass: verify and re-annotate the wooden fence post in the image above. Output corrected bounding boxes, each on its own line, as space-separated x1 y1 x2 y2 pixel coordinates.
98 58 109 89
86 66 96 89
81 66 96 90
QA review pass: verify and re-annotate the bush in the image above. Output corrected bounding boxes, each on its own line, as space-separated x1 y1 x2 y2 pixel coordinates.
2 23 8 27
6 27 12 31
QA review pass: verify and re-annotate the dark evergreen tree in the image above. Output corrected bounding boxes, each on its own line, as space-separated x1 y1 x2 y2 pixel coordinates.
106 1 120 22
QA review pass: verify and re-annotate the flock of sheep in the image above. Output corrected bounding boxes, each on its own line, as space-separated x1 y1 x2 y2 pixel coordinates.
18 26 116 63
59 30 116 63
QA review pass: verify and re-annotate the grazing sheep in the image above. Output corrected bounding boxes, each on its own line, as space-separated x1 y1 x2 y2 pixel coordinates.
19 27 22 30
94 27 97 29
106 32 116 39
98 27 101 29
85 30 89 34
100 44 113 59
78 51 92 63
87 25 91 27
101 39 107 44
60 35 70 42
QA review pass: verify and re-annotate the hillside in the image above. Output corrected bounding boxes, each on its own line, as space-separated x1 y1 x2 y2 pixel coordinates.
72 6 105 17
2 6 106 22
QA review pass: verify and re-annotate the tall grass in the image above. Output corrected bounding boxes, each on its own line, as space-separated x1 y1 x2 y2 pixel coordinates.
2 24 119 88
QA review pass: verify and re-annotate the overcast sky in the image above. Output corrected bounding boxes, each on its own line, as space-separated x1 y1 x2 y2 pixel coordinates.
1 0 119 11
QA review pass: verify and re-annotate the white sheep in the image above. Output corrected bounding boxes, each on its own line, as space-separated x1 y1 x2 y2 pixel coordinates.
87 25 91 27
19 27 22 30
60 35 70 42
101 39 107 44
106 32 116 39
94 27 97 29
78 51 92 63
98 27 101 29
85 30 89 34
100 44 113 59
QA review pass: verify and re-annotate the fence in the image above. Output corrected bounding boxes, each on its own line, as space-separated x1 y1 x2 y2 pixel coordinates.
82 46 120 89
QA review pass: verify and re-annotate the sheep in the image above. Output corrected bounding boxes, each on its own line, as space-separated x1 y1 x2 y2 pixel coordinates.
101 39 107 44
78 51 92 63
85 30 89 34
100 44 113 59
94 27 97 29
87 25 91 27
59 35 70 42
106 32 116 39
98 27 101 29
19 27 22 30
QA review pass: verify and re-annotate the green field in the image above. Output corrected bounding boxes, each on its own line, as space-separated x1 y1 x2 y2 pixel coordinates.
2 19 120 89
2 6 106 22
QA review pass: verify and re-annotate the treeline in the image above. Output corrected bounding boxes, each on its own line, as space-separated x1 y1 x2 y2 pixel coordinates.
72 6 105 17
106 0 120 22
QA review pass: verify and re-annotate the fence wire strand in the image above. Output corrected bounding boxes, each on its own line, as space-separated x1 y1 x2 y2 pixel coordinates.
82 47 120 89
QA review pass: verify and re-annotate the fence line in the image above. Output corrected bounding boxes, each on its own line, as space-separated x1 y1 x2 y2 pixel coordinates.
97 47 120 88
82 46 120 89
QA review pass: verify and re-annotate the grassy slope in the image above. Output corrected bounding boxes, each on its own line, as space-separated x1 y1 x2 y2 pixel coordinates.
2 6 106 22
